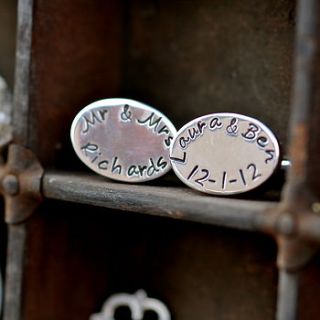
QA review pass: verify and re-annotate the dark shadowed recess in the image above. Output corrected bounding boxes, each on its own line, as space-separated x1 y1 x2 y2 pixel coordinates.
22 200 277 320
27 0 294 169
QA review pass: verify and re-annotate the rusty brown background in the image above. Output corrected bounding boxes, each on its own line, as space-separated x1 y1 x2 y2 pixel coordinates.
4 1 320 320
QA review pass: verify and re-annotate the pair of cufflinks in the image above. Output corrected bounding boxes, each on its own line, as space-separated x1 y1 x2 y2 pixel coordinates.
70 98 281 196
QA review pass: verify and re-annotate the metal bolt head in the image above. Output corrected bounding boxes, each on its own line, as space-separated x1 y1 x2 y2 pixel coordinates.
2 174 19 196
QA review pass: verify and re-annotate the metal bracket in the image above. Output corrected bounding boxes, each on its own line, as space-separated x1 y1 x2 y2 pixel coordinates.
273 204 319 271
259 190 320 270
276 234 318 271
0 144 43 224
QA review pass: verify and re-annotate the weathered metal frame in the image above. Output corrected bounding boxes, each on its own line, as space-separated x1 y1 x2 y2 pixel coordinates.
0 0 319 319
42 171 277 232
40 171 320 246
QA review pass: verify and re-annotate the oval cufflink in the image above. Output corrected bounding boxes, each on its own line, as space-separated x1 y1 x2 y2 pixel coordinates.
169 113 281 195
70 98 176 183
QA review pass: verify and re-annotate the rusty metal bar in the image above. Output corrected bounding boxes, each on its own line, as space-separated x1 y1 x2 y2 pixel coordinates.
3 225 27 320
283 0 319 206
42 171 320 243
276 270 299 320
12 0 34 147
42 171 277 232
2 1 34 319
276 0 320 319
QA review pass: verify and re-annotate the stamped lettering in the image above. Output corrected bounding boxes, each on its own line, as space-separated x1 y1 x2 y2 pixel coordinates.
226 117 239 136
170 113 280 195
120 104 132 122
82 109 108 134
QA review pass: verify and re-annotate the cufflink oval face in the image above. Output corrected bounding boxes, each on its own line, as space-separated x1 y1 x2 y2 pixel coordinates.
170 113 280 195
71 98 176 182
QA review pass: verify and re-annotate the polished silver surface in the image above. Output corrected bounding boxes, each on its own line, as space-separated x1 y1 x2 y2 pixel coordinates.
281 159 291 169
71 98 176 182
90 290 171 320
170 113 280 195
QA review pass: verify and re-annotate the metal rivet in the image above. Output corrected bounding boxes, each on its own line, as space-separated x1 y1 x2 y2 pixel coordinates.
2 174 19 196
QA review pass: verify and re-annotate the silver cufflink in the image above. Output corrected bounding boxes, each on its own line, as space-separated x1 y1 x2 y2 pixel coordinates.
70 98 176 183
71 101 286 195
170 113 281 195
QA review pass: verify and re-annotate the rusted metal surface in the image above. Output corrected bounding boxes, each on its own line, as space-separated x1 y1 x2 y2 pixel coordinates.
276 0 320 272
3 224 26 320
4 0 314 319
274 0 320 319
42 170 320 245
282 0 319 207
12 0 33 147
276 270 299 320
0 144 43 224
42 171 276 232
